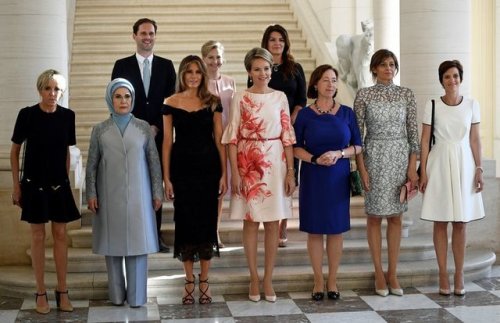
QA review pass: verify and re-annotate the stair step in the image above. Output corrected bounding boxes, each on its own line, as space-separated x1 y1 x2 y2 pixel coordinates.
1 249 495 300
72 38 309 48
69 196 370 247
72 28 304 39
44 233 434 273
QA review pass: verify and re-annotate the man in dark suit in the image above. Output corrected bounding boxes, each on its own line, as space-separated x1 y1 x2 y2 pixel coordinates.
112 18 176 253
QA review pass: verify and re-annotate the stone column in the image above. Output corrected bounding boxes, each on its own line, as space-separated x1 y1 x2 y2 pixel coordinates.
0 0 69 148
373 0 400 83
400 0 471 122
0 0 71 265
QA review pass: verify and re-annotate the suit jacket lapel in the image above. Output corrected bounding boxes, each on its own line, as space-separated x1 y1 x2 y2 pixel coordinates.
148 55 161 97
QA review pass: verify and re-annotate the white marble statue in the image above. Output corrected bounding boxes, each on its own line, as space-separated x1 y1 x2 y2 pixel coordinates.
336 20 374 94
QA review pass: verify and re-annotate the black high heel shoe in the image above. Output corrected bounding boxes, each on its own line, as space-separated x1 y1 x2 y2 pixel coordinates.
34 292 50 314
327 290 340 300
311 291 324 301
54 290 73 312
182 275 195 305
198 274 212 304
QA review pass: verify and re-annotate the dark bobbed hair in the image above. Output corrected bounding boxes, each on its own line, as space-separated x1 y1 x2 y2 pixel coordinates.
438 60 463 85
177 55 219 109
370 49 399 79
307 64 339 99
133 18 157 34
260 24 297 80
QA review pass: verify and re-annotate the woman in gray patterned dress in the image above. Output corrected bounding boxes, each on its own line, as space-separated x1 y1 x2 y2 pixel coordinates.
354 49 419 297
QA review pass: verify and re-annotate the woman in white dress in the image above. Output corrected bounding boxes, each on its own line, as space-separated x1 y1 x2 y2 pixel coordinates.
419 60 485 297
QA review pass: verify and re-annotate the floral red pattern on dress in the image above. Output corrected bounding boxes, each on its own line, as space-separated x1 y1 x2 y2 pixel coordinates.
236 95 274 208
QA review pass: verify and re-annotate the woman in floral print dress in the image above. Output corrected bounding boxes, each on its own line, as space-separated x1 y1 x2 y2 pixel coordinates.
222 48 296 302
354 49 419 297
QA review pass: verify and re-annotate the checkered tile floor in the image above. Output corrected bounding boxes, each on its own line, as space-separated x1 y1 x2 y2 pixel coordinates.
1 267 499 322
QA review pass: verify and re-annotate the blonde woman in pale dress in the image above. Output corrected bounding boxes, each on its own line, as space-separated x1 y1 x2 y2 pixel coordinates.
202 40 236 248
419 60 485 297
222 48 296 302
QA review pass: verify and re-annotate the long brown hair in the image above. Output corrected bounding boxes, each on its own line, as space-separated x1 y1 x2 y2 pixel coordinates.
260 24 297 80
177 55 219 110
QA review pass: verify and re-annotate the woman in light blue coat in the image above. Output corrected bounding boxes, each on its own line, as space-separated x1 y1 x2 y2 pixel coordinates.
86 78 163 307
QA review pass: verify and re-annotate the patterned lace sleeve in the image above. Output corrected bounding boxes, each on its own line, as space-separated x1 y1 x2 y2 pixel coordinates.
85 124 101 200
353 88 367 146
405 88 420 154
144 123 164 200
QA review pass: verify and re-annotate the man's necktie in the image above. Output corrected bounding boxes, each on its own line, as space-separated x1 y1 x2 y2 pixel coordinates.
143 59 150 96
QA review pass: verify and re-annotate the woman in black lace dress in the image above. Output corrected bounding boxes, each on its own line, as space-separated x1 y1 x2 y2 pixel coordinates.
162 55 227 305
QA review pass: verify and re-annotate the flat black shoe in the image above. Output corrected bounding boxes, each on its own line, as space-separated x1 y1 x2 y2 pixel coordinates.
327 291 340 300
311 291 324 301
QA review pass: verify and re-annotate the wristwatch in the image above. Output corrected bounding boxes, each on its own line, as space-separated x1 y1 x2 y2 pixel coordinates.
311 155 318 164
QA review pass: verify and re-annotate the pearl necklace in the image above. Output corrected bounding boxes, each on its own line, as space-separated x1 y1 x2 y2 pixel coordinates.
314 99 335 114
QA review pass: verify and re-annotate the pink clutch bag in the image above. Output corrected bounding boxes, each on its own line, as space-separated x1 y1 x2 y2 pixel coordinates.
400 181 418 203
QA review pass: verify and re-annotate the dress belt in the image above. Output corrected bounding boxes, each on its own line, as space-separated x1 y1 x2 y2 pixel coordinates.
240 136 280 141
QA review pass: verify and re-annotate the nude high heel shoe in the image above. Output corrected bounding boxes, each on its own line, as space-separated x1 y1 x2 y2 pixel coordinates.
54 290 73 312
248 282 260 302
34 292 50 314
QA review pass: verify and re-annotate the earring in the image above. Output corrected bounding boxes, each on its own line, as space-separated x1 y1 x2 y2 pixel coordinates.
314 86 317 90
249 77 253 83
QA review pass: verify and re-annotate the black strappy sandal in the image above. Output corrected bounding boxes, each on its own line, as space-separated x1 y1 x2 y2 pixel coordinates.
182 275 195 305
198 274 212 304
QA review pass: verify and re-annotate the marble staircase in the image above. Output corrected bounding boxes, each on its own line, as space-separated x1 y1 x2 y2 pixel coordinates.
69 0 315 163
0 0 497 301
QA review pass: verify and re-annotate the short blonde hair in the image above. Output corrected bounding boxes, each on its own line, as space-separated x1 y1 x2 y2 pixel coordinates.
244 47 273 72
36 69 67 93
201 40 224 58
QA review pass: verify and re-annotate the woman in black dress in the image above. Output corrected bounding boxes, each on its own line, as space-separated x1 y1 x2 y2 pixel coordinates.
162 55 227 304
253 24 307 247
10 69 80 314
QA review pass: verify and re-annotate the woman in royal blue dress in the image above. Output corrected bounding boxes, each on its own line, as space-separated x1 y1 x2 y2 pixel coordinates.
293 65 362 301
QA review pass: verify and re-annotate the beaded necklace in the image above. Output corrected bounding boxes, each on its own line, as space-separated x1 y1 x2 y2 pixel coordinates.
314 99 335 114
